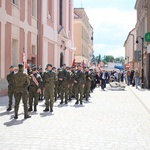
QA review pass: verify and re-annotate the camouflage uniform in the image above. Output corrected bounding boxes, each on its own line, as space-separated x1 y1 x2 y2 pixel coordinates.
68 68 75 100
43 64 56 112
74 66 85 105
38 69 44 100
58 65 70 104
28 69 42 112
6 66 15 111
13 63 31 119
84 68 92 101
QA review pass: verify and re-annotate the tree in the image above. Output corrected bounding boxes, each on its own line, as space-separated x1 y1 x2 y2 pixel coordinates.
103 55 114 63
114 57 125 64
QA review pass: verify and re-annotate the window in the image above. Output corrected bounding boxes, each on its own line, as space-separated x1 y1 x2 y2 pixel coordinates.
48 0 52 19
32 0 37 17
12 39 19 67
12 0 19 6
32 45 36 55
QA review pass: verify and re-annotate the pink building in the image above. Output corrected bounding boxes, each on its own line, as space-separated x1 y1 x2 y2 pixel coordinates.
0 0 74 79
38 0 75 69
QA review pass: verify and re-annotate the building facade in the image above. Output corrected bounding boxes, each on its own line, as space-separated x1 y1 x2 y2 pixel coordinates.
0 0 38 78
38 0 75 69
74 8 93 66
124 28 137 70
0 0 74 79
135 0 150 88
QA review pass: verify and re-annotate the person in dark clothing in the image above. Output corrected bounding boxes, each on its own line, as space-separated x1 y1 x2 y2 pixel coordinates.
100 70 109 90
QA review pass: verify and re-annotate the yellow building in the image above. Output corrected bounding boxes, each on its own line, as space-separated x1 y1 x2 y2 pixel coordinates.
74 8 93 66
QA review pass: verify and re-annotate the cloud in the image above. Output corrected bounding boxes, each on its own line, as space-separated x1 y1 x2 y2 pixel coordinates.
74 0 136 58
94 44 125 58
84 8 136 57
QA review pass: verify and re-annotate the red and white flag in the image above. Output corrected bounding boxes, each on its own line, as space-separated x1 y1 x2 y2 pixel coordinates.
81 60 85 68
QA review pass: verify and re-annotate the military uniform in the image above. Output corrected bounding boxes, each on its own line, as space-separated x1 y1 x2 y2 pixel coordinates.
84 68 92 101
58 64 70 104
74 66 85 104
68 67 75 100
13 63 31 119
43 64 56 112
6 65 15 111
38 68 44 100
28 67 42 112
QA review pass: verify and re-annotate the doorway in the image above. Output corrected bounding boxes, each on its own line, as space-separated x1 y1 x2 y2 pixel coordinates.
60 52 63 67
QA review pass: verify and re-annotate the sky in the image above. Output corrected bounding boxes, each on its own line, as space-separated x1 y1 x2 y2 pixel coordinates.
74 0 137 58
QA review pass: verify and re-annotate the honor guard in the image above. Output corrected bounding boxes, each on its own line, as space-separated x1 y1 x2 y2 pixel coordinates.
28 66 42 112
43 64 56 112
6 65 15 111
74 65 85 105
13 63 31 119
58 64 70 104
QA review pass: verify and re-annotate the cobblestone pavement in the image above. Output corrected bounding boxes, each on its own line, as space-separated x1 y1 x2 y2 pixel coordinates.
0 85 150 150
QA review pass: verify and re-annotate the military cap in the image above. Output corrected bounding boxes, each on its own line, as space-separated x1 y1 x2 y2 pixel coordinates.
57 68 61 70
52 67 56 69
9 65 14 68
18 63 24 67
32 64 36 68
77 64 81 67
63 64 66 66
66 66 70 68
38 67 42 70
32 66 37 71
46 64 52 67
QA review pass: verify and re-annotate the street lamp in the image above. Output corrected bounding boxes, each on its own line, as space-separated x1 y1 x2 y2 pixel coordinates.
136 36 144 88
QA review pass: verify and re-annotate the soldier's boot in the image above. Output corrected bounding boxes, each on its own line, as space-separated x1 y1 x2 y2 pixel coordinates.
50 107 53 112
34 105 37 112
43 108 49 112
80 100 83 105
60 100 63 104
65 100 68 104
28 106 32 112
7 107 12 111
85 97 88 101
14 112 18 119
24 115 31 119
75 100 79 105
14 106 19 119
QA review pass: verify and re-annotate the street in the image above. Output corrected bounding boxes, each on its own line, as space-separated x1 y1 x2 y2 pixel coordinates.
0 85 150 150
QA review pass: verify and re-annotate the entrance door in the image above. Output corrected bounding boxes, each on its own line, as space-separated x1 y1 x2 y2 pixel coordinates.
60 52 63 67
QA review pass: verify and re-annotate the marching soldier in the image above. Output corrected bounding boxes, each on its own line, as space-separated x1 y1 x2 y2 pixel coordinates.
13 63 31 119
52 67 58 101
58 64 70 104
84 67 92 101
6 65 15 111
28 66 42 112
67 66 74 101
74 65 85 105
38 67 44 101
43 64 56 112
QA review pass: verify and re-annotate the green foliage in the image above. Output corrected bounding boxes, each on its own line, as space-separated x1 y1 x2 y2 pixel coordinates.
94 55 124 64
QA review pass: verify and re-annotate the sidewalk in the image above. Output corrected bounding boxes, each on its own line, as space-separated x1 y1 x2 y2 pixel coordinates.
0 85 150 150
